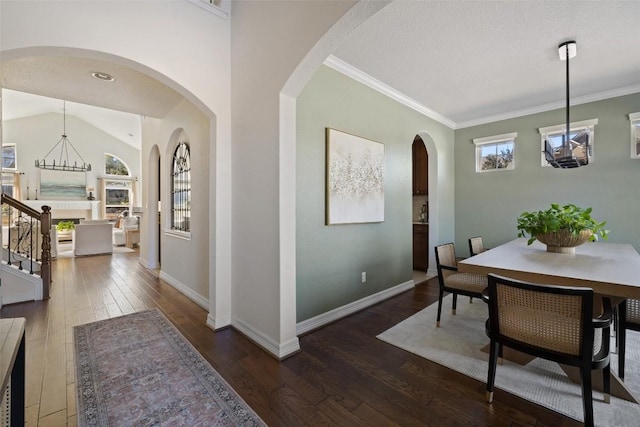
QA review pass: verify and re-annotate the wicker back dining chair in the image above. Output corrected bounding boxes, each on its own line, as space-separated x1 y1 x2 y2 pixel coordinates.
485 274 612 427
434 243 488 327
617 298 640 380
468 236 487 257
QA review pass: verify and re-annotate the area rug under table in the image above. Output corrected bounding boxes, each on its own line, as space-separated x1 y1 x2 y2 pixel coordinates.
378 294 640 427
74 309 266 427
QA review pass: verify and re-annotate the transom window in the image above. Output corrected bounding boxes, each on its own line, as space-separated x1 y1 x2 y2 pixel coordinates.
539 119 598 167
171 142 191 232
105 153 130 176
629 112 640 159
473 132 516 173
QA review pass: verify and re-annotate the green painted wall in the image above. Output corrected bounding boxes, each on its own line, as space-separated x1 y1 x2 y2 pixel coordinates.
296 66 454 322
455 93 640 255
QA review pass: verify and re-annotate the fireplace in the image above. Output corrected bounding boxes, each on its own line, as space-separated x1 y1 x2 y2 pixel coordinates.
22 200 101 220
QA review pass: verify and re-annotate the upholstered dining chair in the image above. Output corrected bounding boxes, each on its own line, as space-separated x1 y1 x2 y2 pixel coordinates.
468 236 487 257
434 243 488 327
617 298 640 380
485 274 612 427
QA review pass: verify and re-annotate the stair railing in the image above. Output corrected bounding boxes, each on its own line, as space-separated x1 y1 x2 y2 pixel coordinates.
1 194 51 299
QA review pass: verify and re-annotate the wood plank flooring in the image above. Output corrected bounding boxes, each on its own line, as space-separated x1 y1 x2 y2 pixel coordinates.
0 251 580 426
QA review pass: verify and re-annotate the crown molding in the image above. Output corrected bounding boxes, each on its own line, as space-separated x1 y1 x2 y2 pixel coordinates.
323 55 456 129
456 84 640 129
324 56 640 131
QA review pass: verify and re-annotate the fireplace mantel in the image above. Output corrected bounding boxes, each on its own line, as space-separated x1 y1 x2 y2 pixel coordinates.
22 200 101 220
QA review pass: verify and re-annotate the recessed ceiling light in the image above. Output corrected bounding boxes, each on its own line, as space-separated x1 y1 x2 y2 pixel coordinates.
91 71 115 82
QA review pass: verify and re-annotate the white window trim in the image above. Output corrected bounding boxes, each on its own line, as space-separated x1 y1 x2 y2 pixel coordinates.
164 228 192 240
473 132 517 173
629 112 640 159
538 118 598 167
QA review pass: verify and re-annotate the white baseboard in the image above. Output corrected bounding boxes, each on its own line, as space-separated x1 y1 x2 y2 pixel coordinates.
206 313 231 331
296 279 415 336
231 315 301 360
158 270 209 310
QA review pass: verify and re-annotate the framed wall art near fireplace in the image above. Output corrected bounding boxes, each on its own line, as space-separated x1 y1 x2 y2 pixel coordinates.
325 128 385 225
40 169 86 199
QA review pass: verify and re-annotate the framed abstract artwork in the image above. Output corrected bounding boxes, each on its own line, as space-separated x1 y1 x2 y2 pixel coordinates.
40 169 86 199
325 128 385 225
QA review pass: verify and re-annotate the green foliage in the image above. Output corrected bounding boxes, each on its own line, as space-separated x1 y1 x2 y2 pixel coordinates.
105 155 129 176
56 220 75 231
481 147 513 170
516 203 609 245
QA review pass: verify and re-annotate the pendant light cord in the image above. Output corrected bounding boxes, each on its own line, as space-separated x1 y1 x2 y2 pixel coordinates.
565 43 570 157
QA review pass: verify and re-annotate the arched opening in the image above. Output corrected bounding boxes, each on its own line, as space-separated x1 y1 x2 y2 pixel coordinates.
147 145 161 269
1 46 224 326
279 2 448 352
417 131 439 277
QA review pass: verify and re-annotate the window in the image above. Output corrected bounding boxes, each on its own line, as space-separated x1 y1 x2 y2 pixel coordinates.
1 173 16 197
473 132 516 173
539 119 598 167
103 179 131 219
171 142 191 232
2 144 17 170
629 112 640 159
105 153 130 176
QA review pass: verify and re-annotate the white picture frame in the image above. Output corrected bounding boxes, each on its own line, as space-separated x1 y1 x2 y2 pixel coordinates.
325 128 384 225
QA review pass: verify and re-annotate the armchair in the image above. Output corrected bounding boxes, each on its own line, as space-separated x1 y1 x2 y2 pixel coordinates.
113 216 139 246
434 243 488 327
485 274 611 427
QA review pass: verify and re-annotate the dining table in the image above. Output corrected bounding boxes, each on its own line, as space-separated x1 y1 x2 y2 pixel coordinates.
458 237 640 403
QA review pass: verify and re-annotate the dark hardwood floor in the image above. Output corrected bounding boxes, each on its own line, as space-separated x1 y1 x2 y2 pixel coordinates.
0 251 580 426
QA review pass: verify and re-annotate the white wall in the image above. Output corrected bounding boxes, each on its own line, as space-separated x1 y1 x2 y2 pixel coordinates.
3 113 140 202
230 1 399 357
141 99 210 303
1 0 231 328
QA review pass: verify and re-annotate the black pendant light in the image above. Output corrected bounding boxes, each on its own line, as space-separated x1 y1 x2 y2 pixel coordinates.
35 100 91 172
544 41 591 169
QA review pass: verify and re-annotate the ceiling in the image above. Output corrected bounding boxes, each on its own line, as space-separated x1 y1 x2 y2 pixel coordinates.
2 0 640 138
1 57 185 150
334 0 640 128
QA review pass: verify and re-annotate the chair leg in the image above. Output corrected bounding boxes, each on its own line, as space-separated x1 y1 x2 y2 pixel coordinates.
452 293 458 315
498 344 503 365
436 289 444 327
579 365 594 427
619 300 627 380
486 340 499 403
603 363 610 404
469 297 473 304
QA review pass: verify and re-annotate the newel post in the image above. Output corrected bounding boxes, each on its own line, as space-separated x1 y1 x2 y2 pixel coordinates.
40 206 51 299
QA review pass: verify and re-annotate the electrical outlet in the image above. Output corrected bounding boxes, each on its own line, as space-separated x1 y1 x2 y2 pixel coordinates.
361 272 366 283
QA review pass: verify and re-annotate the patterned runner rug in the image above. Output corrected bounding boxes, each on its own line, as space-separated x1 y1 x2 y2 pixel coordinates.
74 309 266 426
378 294 640 426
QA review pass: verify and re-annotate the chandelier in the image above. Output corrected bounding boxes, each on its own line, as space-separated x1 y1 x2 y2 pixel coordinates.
544 41 591 169
35 100 91 172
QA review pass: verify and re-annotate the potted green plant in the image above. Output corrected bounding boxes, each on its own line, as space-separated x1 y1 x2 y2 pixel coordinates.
56 220 76 232
516 203 608 253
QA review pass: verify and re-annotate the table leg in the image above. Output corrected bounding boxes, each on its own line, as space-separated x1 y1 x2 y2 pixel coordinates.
560 365 637 403
10 333 25 425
